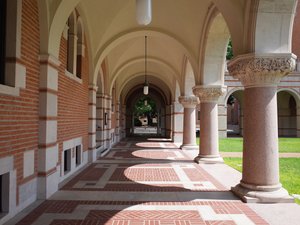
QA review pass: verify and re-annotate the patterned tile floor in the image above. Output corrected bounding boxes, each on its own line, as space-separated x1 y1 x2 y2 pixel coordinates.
12 138 269 225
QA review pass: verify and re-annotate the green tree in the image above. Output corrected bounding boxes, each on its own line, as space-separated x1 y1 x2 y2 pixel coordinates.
134 97 156 116
226 39 233 60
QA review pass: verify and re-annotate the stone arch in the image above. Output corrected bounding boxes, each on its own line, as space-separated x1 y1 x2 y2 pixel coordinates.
224 87 245 105
48 1 81 57
110 57 179 96
183 58 196 96
93 29 198 86
118 72 171 106
277 88 300 105
254 0 297 53
97 67 105 94
198 8 230 85
210 1 245 56
37 0 51 55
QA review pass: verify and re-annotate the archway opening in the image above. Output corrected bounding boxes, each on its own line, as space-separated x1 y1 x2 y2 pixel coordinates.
133 96 158 135
226 91 244 137
277 91 298 137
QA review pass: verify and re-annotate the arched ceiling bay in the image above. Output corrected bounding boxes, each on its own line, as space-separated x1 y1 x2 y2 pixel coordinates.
120 75 172 105
43 0 250 93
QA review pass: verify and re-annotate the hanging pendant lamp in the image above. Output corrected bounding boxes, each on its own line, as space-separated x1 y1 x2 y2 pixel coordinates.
143 36 149 95
136 0 152 25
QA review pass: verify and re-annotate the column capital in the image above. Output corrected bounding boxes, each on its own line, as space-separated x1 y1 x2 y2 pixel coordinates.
192 85 226 102
227 53 296 88
178 96 199 108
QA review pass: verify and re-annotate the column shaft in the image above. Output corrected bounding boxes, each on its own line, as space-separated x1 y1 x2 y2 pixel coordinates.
243 86 279 186
199 102 219 157
179 96 199 150
182 108 196 145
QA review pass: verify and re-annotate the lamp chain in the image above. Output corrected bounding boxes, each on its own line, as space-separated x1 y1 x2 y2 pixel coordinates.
145 36 147 83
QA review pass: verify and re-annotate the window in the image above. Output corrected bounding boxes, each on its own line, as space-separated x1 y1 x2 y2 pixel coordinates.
64 149 71 173
76 19 84 79
65 12 85 81
75 145 81 166
67 12 76 75
0 0 7 85
0 0 25 96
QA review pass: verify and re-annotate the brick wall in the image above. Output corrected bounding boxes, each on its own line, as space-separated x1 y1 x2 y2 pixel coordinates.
57 35 89 162
0 0 39 204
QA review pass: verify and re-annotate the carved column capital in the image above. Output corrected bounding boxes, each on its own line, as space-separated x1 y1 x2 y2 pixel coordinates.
178 96 199 108
227 53 296 87
192 85 226 103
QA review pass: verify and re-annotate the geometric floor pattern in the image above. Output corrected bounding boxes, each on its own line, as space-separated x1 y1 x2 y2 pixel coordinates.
13 138 269 225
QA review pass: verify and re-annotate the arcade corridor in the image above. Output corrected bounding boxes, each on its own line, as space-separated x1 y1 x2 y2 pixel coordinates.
8 138 268 225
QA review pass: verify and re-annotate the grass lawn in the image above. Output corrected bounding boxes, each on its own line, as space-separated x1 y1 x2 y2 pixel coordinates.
196 137 300 153
224 157 300 204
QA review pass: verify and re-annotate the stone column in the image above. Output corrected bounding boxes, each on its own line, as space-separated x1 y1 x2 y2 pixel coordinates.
38 54 60 199
172 101 184 144
178 96 199 150
193 85 226 163
88 85 98 162
228 53 296 203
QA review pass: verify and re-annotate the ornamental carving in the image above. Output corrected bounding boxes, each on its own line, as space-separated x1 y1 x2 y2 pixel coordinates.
178 96 199 108
192 85 226 102
227 53 296 87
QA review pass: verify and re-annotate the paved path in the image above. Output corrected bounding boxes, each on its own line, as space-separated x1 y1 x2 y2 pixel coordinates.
221 152 300 158
7 138 269 225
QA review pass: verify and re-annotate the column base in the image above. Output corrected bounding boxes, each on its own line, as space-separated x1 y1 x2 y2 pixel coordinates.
194 155 224 164
231 183 294 203
180 144 198 150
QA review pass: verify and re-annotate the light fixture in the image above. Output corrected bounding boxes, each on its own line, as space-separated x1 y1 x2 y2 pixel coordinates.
143 36 149 95
136 0 152 25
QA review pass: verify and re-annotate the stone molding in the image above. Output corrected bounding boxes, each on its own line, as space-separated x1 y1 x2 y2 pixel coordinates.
178 96 199 108
227 53 296 87
192 85 226 102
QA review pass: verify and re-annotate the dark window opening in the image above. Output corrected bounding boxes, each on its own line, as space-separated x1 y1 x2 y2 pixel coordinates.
289 96 297 116
76 55 82 79
75 145 81 166
0 174 2 213
0 0 7 85
64 149 71 173
0 172 9 214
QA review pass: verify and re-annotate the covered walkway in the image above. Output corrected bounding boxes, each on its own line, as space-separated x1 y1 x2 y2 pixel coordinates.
8 138 270 225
